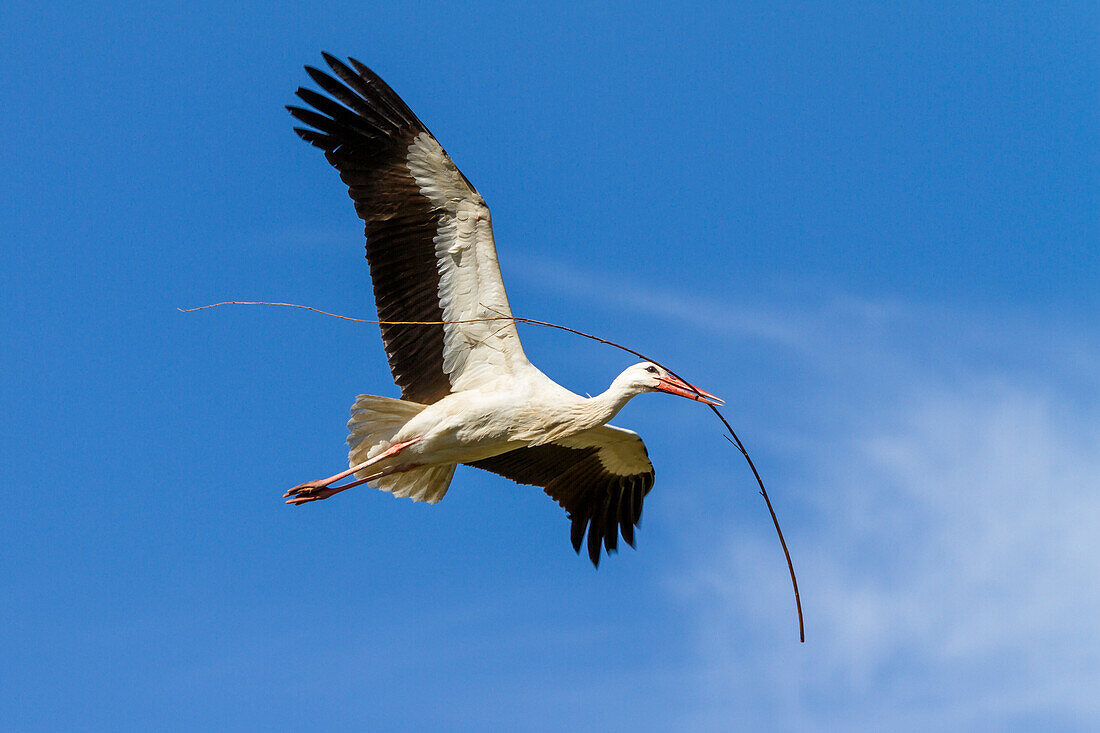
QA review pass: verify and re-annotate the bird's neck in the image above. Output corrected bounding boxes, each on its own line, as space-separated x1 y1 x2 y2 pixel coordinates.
527 381 637 446
578 382 636 430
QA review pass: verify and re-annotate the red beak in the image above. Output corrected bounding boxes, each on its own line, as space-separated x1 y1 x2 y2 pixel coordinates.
655 374 724 406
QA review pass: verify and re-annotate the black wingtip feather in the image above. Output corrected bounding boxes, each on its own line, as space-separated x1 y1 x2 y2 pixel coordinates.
292 127 331 148
288 106 326 134
619 482 635 548
587 520 602 567
571 516 586 554
303 65 329 85
346 56 373 77
321 54 362 89
603 494 619 554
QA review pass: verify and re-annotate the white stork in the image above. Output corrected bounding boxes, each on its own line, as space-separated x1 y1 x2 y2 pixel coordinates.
285 54 722 565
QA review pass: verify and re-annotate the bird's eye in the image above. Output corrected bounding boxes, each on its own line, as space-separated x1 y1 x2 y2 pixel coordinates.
645 366 658 374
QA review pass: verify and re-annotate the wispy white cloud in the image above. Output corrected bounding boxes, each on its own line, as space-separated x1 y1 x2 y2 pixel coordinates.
668 307 1100 730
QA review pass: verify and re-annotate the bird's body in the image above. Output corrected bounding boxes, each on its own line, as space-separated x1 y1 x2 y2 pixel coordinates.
393 381 584 460
359 367 658 467
285 54 720 564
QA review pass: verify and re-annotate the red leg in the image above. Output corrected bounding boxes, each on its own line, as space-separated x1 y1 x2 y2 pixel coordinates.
285 461 421 505
283 437 422 503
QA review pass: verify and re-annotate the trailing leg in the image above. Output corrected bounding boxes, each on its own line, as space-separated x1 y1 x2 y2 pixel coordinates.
283 437 422 503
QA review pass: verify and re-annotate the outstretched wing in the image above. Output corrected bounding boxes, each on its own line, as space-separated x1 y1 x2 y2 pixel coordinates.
468 425 656 566
289 54 532 404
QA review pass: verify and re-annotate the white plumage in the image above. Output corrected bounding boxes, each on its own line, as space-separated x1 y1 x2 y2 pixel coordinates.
285 54 721 565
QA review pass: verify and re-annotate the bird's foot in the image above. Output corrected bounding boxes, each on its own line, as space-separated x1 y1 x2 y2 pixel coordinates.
284 480 345 504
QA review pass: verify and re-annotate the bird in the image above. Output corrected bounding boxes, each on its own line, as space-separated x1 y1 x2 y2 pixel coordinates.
284 54 722 566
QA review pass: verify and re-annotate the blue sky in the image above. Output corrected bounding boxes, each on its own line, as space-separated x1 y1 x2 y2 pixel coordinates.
2 1 1097 730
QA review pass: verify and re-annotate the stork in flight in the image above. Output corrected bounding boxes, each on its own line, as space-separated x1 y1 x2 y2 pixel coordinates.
285 54 722 565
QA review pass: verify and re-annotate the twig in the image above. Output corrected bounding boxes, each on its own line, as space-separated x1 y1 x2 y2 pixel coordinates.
179 299 804 642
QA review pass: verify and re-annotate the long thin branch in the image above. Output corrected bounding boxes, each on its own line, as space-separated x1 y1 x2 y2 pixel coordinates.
179 299 804 642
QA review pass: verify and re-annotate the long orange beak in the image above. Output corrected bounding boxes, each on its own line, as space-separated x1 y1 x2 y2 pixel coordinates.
655 374 724 406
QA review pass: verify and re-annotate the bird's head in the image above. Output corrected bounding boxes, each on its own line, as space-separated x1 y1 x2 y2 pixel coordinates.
617 362 724 405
